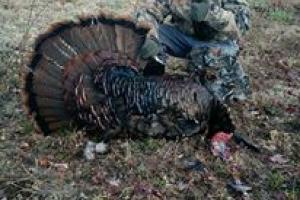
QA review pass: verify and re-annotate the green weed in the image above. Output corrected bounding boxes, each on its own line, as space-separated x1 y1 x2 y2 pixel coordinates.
268 171 285 190
268 10 294 23
20 119 34 135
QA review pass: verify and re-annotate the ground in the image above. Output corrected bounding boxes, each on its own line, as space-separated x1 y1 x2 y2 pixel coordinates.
0 0 299 199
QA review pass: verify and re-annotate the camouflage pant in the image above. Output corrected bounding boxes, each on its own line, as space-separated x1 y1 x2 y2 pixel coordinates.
141 24 250 103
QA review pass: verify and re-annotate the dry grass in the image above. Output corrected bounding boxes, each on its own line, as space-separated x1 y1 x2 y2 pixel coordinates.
0 0 299 199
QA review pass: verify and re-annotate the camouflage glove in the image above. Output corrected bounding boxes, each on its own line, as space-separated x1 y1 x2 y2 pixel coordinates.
139 38 161 60
190 2 210 22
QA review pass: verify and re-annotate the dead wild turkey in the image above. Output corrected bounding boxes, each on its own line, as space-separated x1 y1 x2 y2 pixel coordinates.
22 13 236 142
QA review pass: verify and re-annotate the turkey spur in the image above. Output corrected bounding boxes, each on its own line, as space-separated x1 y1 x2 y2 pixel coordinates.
22 13 236 140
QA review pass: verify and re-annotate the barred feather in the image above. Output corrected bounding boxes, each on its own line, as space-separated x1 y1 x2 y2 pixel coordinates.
74 66 235 138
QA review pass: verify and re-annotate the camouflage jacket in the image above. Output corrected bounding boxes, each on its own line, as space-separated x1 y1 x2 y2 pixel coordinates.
134 0 250 41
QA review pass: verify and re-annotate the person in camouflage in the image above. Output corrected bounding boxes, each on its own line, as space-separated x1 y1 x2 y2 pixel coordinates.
134 0 251 103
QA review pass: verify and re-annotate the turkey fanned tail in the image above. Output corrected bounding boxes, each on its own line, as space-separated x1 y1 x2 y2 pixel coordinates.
22 13 150 134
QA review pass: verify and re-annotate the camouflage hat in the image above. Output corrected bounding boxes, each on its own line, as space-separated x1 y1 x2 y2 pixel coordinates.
188 40 250 103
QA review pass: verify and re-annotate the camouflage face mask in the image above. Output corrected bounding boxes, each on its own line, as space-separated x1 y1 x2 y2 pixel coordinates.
189 40 251 103
203 61 251 103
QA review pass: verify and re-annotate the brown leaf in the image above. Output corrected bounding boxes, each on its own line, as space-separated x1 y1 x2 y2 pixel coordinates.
38 157 50 168
19 142 30 150
269 154 289 164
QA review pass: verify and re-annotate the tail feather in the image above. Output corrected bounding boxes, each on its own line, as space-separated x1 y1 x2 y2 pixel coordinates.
47 121 69 131
32 85 64 100
38 108 68 118
35 97 65 109
39 37 77 65
35 57 63 80
115 25 129 53
33 69 63 87
100 22 118 51
23 12 150 135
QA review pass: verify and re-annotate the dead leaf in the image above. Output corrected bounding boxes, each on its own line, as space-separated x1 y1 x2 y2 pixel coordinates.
38 157 50 168
270 154 289 164
19 142 30 150
51 162 69 172
228 179 252 196
109 179 121 187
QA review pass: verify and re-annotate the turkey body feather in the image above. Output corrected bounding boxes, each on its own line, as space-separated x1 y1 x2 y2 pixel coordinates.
22 12 235 139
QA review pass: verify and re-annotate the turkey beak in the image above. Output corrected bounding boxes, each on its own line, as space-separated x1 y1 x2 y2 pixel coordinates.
232 132 260 153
